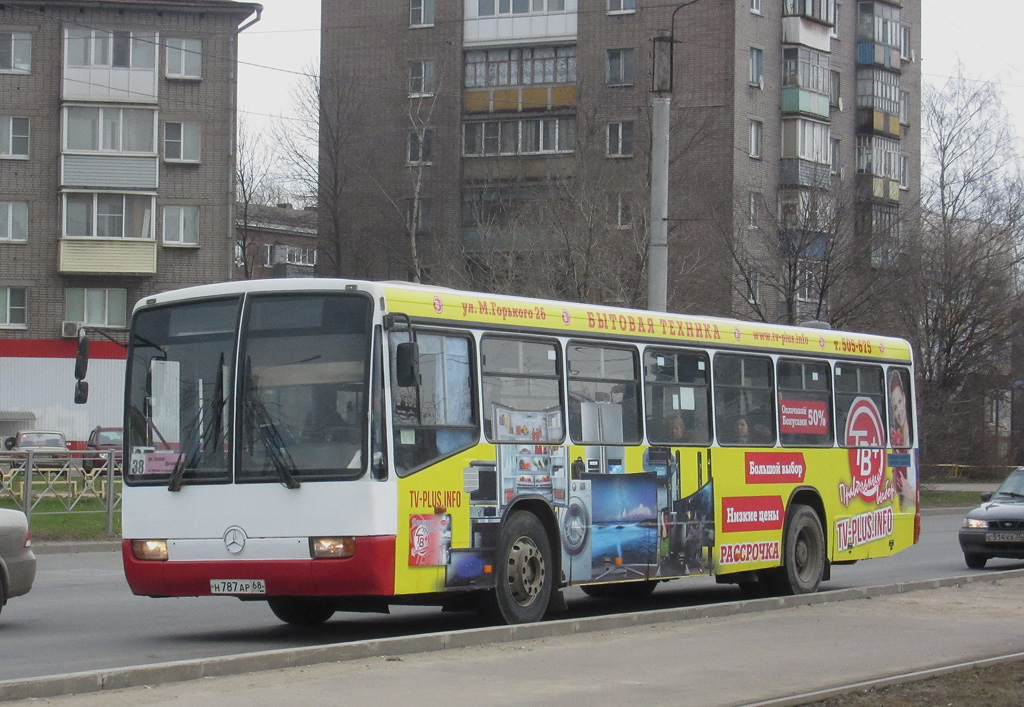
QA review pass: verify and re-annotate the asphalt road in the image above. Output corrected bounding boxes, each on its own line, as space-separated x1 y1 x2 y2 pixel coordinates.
4 509 1021 686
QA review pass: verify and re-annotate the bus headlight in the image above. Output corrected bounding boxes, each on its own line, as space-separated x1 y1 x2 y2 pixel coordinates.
309 537 355 558
132 539 169 561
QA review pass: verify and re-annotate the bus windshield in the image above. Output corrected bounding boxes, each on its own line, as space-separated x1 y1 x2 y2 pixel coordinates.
125 292 372 485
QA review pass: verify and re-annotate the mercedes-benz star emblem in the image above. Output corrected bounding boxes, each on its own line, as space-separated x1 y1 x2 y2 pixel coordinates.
223 526 247 554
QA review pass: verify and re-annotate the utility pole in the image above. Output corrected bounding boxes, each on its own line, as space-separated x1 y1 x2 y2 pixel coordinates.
648 0 701 313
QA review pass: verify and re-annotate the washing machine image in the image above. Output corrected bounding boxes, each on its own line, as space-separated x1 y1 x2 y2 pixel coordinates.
560 479 593 583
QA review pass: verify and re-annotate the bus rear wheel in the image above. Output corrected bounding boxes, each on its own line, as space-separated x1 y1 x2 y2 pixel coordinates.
775 504 826 595
268 597 336 626
485 511 553 625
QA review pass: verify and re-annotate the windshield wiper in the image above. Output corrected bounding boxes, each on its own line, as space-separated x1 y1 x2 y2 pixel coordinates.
247 397 300 489
994 491 1024 499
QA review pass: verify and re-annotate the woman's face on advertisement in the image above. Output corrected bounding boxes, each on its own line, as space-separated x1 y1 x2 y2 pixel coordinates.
891 381 907 428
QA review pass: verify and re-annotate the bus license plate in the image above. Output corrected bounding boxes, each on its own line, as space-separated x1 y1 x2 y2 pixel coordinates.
985 531 1024 543
210 579 266 595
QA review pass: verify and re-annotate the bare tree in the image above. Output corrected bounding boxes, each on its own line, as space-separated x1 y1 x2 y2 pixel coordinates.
903 65 1024 464
235 117 284 279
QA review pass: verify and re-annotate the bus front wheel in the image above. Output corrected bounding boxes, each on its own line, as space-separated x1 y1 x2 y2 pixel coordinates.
485 511 553 625
776 504 826 595
268 597 336 626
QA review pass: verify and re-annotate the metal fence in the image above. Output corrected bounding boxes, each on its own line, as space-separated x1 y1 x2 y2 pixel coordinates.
0 450 120 533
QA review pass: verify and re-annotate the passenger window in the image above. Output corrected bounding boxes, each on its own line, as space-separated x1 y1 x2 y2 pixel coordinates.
390 330 477 475
834 363 886 447
567 342 641 445
714 353 775 446
777 359 833 447
482 336 564 444
644 348 711 446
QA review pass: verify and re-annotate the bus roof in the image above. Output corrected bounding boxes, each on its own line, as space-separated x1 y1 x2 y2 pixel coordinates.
134 278 913 363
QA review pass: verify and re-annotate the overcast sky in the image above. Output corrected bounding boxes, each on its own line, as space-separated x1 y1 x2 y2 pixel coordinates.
236 0 1024 147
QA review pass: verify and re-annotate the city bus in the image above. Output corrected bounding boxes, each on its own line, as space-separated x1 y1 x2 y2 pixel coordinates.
102 279 919 626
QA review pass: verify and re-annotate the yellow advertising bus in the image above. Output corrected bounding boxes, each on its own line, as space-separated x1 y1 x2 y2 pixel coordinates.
111 279 919 626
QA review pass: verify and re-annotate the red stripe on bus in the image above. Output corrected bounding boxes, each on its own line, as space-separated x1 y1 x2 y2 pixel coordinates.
0 339 126 360
121 536 397 597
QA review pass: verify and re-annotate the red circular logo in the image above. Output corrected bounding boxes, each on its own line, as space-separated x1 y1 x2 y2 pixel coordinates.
562 309 571 326
433 296 443 314
845 397 886 503
819 336 826 349
733 327 742 341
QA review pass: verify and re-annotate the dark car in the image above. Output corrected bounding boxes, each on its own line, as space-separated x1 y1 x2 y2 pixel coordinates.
958 467 1024 569
82 427 123 473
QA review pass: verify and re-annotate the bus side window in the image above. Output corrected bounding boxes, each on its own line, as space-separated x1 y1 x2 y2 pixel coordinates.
834 363 886 445
567 342 641 445
644 348 711 446
713 353 775 446
389 330 477 475
777 359 833 447
481 336 564 444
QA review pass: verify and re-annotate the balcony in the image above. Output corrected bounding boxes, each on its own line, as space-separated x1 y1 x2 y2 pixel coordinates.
465 85 577 113
61 154 159 190
59 239 157 275
857 43 901 71
781 87 830 119
856 108 901 138
62 66 158 103
780 159 831 189
856 173 900 203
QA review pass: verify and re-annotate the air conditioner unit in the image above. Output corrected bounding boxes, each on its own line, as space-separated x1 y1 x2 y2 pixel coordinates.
61 321 80 339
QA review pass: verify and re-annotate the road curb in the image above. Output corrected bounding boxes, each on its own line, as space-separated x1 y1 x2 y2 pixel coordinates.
4 568 1024 702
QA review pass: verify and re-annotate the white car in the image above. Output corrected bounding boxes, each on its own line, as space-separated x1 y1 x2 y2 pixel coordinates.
0 508 36 616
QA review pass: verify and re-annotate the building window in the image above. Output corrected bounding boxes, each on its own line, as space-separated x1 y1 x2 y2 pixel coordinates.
857 1 901 48
265 244 317 267
899 90 910 125
406 198 432 234
830 137 841 174
606 48 634 86
0 32 31 73
64 193 154 239
409 60 435 95
0 201 28 242
899 24 911 61
750 0 762 14
783 0 836 25
163 205 199 245
477 0 565 16
898 153 908 189
165 38 202 79
749 119 763 158
464 46 576 88
749 47 764 87
607 121 633 157
782 118 831 165
66 287 126 328
1 116 29 158
749 192 760 228
831 2 841 37
408 128 434 164
0 286 26 326
164 122 201 162
65 106 155 153
411 0 435 26
464 117 575 156
608 193 633 229
66 29 155 69
856 67 900 115
856 135 899 178
830 70 841 107
783 47 830 95
608 0 635 13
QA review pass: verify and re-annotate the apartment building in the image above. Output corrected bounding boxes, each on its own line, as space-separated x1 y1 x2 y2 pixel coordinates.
319 0 920 319
0 0 260 442
235 202 318 279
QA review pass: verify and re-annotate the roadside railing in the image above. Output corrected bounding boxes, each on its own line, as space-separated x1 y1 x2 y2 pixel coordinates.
0 450 121 533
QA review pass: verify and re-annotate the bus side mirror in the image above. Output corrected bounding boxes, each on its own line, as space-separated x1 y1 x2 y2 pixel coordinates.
74 380 89 405
395 341 419 387
75 332 90 380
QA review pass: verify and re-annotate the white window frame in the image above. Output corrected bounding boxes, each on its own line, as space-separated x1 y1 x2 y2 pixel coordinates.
608 193 633 229
266 243 317 267
0 286 27 327
0 32 32 74
65 287 127 328
749 119 763 159
0 116 29 158
749 47 764 87
165 38 202 79
750 0 762 14
409 60 435 96
749 192 760 229
63 192 155 239
65 28 155 70
0 201 28 242
606 48 634 86
64 106 156 154
607 121 634 157
410 0 435 26
164 121 201 162
162 205 199 245
608 0 636 14
477 0 566 17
